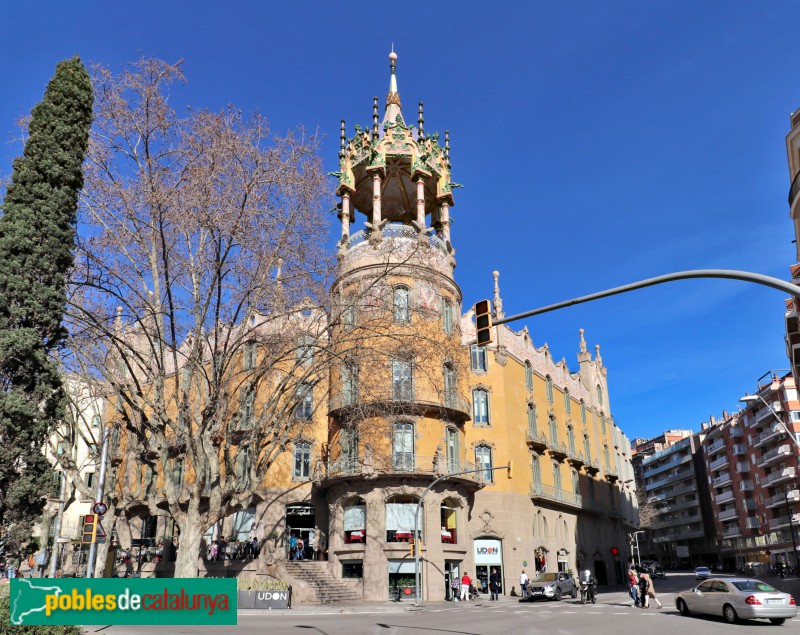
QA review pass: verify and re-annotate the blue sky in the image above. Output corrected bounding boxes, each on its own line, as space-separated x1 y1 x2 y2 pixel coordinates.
3 1 800 442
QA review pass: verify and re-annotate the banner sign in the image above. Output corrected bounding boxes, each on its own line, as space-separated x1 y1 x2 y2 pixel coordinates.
9 578 237 626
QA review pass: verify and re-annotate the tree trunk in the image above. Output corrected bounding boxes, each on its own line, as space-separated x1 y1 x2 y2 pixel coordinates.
173 512 205 578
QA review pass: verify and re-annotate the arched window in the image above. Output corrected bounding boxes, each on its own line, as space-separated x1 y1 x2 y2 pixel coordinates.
440 498 460 544
386 494 420 542
473 389 490 425
343 497 366 543
343 297 357 331
445 426 460 472
549 415 558 443
580 399 586 424
531 455 541 485
296 335 314 367
341 426 359 473
552 461 562 491
525 361 533 391
564 388 571 414
571 469 580 495
567 425 575 454
600 412 607 434
393 422 415 470
527 403 537 434
243 341 257 371
393 286 410 323
442 297 454 335
392 358 413 401
584 434 591 461
545 375 554 403
596 384 603 407
475 445 493 482
603 444 611 471
296 383 313 421
470 344 487 372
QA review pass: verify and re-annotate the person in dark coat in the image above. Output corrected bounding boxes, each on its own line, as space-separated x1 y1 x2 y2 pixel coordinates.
489 568 500 601
638 571 649 608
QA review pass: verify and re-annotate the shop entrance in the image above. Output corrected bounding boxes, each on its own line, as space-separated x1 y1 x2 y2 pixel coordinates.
444 560 461 600
474 538 503 595
285 503 315 560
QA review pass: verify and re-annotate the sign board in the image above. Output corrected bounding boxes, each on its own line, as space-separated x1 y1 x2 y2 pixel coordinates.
253 589 291 609
93 502 108 515
474 538 502 564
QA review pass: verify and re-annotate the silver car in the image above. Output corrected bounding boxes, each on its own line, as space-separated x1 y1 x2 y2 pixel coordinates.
524 572 577 601
675 577 797 625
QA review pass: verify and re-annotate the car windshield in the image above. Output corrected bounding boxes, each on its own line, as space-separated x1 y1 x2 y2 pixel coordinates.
732 580 777 593
537 573 559 582
696 567 709 572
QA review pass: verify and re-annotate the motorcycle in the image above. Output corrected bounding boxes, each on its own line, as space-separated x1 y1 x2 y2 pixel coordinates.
579 578 597 604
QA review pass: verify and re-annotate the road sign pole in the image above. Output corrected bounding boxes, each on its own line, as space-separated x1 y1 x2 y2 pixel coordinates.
86 426 110 578
48 471 66 578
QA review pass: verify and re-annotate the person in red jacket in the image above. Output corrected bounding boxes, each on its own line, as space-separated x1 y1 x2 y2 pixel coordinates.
460 571 472 601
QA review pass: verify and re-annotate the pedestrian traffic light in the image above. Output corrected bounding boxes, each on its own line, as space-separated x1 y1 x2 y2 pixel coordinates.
409 536 415 557
507 461 513 479
81 514 97 544
474 300 493 346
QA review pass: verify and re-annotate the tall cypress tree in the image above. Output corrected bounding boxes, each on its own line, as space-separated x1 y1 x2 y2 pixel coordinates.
0 57 93 531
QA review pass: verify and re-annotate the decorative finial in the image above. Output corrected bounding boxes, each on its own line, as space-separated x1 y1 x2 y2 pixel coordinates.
418 102 424 138
594 344 602 363
579 328 587 354
373 97 379 139
115 306 123 331
340 119 346 156
445 131 451 169
492 270 504 319
384 48 403 122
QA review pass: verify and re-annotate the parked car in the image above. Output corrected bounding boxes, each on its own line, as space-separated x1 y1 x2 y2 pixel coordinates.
695 566 711 580
675 578 796 625
522 571 577 601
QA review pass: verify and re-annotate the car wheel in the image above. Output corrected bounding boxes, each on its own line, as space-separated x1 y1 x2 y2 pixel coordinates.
572 588 578 599
554 587 562 601
769 618 786 625
676 599 690 616
722 604 739 624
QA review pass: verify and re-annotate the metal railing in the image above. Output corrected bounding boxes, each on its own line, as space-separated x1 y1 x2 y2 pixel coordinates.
323 454 482 482
529 482 582 508
346 223 450 256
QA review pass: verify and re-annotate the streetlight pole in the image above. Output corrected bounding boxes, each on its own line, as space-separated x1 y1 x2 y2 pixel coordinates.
631 530 644 569
413 463 510 606
786 486 799 575
739 394 800 453
86 425 110 578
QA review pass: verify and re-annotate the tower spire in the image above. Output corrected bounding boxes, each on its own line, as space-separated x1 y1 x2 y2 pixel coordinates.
492 270 504 319
383 49 403 126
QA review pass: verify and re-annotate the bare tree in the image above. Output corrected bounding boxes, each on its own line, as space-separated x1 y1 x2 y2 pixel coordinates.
66 59 334 577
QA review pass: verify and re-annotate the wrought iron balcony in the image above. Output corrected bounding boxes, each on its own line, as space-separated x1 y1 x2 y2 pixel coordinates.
328 387 471 422
529 482 583 510
526 428 548 451
321 453 484 486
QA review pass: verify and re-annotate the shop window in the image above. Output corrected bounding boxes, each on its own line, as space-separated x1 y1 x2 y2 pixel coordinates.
473 389 490 425
471 344 487 372
343 499 366 543
388 559 418 599
386 495 420 542
342 560 364 578
440 498 459 544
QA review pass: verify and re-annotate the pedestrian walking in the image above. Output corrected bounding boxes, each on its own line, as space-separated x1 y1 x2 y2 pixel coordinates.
6 553 20 580
644 571 663 609
460 571 472 601
450 573 460 601
489 568 500 601
519 569 529 598
289 533 298 561
295 536 305 561
628 567 640 607
638 571 649 608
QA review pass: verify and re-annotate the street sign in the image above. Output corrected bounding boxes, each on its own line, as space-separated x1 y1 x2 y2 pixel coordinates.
95 517 106 539
93 502 108 515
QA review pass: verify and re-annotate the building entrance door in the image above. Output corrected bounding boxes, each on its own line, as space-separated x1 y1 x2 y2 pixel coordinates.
286 503 315 560
445 560 461 600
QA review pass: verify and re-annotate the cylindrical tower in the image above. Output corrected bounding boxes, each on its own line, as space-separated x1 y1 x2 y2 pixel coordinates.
322 52 479 601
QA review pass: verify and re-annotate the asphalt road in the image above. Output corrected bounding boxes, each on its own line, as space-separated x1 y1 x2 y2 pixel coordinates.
84 573 800 635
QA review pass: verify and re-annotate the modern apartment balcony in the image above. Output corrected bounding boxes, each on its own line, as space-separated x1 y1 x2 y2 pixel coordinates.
526 429 548 452
745 516 761 529
644 452 692 478
652 527 706 542
709 454 729 471
739 480 754 492
529 482 582 510
732 444 747 455
753 402 785 425
764 467 797 487
652 513 701 530
722 526 742 539
716 489 736 504
758 444 795 468
735 461 751 474
713 472 732 488
706 439 726 456
766 489 800 509
770 513 800 530
731 426 744 438
718 507 740 522
321 454 483 487
658 498 698 514
755 423 789 448
744 498 758 510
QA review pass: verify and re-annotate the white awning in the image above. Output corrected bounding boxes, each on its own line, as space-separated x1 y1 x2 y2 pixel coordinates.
388 559 416 574
343 505 366 531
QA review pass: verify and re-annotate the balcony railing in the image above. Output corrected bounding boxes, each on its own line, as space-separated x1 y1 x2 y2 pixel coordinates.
735 461 751 473
758 444 794 468
739 480 754 492
346 223 450 256
526 429 548 451
716 489 735 504
718 508 739 522
766 489 800 509
706 439 726 456
722 526 742 538
754 423 787 448
709 455 729 471
529 482 582 509
764 467 797 487
770 513 800 529
713 473 732 487
322 454 483 483
328 387 471 420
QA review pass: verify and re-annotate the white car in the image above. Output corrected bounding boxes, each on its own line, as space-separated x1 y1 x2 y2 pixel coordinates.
675 578 797 625
694 566 711 580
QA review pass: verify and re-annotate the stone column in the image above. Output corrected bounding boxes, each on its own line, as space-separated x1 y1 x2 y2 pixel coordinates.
415 177 425 229
371 173 382 230
440 201 451 245
340 193 351 243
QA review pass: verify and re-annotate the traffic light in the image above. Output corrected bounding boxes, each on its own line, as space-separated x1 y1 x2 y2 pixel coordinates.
81 514 97 544
409 536 415 557
507 461 513 479
474 300 493 346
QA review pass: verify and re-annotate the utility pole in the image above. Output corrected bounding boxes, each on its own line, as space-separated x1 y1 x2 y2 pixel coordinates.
786 486 799 574
48 471 66 578
85 426 110 578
